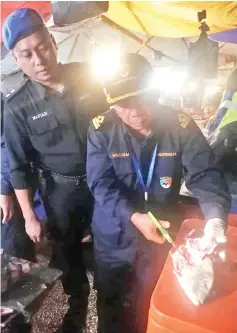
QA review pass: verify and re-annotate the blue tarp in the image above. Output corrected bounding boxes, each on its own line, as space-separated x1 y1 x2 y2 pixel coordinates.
210 29 237 44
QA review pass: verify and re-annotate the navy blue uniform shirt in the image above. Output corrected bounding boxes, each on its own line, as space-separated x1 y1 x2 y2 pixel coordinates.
4 63 108 189
87 105 231 247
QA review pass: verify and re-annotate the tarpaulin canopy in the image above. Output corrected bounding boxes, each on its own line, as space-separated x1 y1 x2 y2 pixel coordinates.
1 1 236 80
105 1 237 38
1 1 237 41
210 29 237 44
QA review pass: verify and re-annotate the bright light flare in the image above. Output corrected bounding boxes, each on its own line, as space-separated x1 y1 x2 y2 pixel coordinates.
188 81 197 92
91 46 121 81
149 67 188 94
204 85 221 97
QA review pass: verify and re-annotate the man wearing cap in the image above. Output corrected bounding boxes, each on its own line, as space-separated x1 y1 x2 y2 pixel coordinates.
87 53 231 333
2 8 107 333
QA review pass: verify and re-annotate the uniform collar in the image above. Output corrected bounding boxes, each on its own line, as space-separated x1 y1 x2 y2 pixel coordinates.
31 79 48 99
31 79 67 100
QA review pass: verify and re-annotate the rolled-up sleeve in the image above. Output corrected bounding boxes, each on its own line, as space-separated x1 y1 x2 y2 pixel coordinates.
87 126 136 221
4 104 33 189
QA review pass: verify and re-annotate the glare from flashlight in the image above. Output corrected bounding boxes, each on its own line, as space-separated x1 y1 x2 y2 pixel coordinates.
188 81 197 92
91 46 121 81
149 67 188 94
204 85 220 97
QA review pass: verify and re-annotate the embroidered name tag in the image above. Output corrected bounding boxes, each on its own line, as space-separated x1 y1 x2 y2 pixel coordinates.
158 152 177 157
79 93 90 101
32 111 48 120
111 152 130 158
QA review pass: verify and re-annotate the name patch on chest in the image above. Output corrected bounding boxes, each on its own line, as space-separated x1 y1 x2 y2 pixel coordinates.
158 152 177 157
79 93 90 101
32 111 48 121
111 152 130 158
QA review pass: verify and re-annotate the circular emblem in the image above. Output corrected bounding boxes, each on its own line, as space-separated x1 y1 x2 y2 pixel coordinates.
160 177 172 189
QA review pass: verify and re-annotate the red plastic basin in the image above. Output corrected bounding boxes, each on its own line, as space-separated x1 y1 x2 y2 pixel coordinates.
146 219 237 333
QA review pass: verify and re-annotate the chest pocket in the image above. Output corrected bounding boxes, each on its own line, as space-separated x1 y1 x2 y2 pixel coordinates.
156 154 181 178
27 113 59 136
110 153 133 176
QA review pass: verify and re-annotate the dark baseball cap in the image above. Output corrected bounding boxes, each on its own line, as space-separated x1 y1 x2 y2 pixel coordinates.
105 53 153 105
2 8 45 50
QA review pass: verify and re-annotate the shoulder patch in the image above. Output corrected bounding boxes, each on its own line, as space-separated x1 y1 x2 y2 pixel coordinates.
92 115 105 129
4 78 29 102
178 111 190 129
4 89 16 98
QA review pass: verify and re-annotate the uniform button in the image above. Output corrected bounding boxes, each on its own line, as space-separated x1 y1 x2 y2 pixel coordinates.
137 249 143 256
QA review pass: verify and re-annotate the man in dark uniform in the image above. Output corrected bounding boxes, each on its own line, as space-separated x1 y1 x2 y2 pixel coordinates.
87 53 231 333
1 93 35 261
2 8 108 333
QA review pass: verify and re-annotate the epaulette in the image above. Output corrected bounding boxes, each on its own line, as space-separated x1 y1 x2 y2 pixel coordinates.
4 78 29 102
91 110 112 130
92 115 105 129
177 110 191 129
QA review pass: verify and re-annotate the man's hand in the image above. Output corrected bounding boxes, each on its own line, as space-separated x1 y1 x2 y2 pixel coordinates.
14 189 42 243
25 215 42 243
131 212 170 244
0 194 15 224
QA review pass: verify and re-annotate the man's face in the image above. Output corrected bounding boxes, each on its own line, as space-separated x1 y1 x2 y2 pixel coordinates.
112 96 152 132
13 28 58 83
203 103 217 118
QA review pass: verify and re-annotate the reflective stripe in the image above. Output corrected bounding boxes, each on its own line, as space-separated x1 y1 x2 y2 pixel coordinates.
217 91 237 130
220 100 237 110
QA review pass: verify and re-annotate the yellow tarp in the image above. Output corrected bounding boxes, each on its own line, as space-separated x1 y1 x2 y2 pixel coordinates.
105 1 237 37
